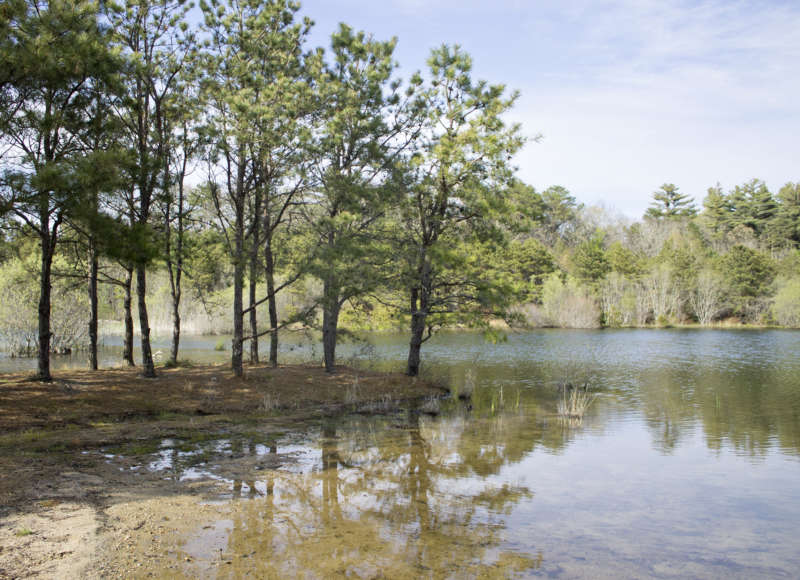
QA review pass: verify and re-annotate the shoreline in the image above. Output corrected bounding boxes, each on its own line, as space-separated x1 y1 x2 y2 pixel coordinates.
0 364 447 578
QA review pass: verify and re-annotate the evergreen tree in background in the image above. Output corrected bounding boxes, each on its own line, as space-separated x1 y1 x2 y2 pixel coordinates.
700 179 799 251
537 185 582 246
572 233 610 283
645 183 697 219
726 179 774 237
702 183 729 232
775 183 800 247
721 245 776 319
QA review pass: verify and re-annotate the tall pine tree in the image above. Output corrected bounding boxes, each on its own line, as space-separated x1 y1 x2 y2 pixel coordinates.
398 45 524 376
645 183 697 219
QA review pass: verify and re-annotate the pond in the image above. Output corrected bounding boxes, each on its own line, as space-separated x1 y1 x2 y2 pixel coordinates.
12 329 800 577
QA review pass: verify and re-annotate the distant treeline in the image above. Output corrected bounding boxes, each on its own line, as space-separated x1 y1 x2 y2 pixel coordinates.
508 180 799 330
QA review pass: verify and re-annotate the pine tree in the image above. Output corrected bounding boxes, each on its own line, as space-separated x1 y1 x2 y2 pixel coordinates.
645 183 697 219
398 45 524 376
702 183 730 233
722 245 776 318
572 234 610 283
200 0 312 376
303 24 417 373
775 182 800 247
110 0 194 377
0 0 121 380
726 179 775 238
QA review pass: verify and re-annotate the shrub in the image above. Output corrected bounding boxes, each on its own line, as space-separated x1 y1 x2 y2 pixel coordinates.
541 273 600 328
773 277 800 327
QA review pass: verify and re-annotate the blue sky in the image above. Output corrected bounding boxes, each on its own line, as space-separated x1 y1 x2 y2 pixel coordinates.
299 0 800 218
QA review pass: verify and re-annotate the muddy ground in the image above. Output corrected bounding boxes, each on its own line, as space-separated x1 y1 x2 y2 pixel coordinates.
0 364 446 579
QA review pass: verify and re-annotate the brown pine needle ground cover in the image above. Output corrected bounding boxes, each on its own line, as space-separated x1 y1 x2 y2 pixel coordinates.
0 364 445 508
0 363 444 433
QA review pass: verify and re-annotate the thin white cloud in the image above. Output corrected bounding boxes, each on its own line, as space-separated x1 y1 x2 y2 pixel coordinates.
303 0 800 216
507 0 800 215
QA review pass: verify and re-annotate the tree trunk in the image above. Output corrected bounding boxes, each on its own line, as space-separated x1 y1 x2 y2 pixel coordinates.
170 288 180 364
133 61 155 378
166 213 182 365
322 276 340 373
406 256 431 377
230 142 247 378
406 287 426 377
172 123 191 365
37 229 54 382
248 249 259 364
136 264 156 377
265 234 279 368
232 227 244 377
248 186 261 364
88 238 98 370
122 266 135 366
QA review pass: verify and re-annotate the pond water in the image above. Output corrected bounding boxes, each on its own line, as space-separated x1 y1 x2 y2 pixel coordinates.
13 329 800 577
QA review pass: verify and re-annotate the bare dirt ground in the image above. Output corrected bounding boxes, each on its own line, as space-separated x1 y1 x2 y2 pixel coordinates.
0 364 445 579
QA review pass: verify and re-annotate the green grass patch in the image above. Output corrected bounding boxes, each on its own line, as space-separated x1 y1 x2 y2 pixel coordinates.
105 440 163 456
0 428 45 446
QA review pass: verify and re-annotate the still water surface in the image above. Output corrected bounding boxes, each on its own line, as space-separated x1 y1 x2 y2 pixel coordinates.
9 329 800 577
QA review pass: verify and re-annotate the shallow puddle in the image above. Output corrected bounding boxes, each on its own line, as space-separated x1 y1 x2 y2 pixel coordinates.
95 410 540 578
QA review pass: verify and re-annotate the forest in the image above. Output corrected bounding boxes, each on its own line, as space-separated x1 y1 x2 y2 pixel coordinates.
2 0 799 382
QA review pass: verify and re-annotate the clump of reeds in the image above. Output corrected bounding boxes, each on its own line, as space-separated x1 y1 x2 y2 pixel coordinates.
360 393 395 413
344 376 360 405
454 368 476 401
261 392 279 412
419 395 442 416
557 380 597 421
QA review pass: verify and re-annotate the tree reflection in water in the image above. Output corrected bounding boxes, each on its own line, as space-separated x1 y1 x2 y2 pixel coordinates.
178 410 542 578
164 342 800 577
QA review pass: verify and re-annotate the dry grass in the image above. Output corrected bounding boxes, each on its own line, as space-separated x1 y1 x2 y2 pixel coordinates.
359 393 396 413
261 392 279 412
418 395 443 415
345 376 360 404
557 381 597 422
454 368 477 400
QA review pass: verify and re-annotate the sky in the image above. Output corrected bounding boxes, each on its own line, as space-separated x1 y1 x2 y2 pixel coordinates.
298 0 800 218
